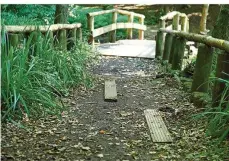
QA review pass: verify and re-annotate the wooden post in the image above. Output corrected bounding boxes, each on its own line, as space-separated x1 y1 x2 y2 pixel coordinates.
169 36 178 64
186 18 190 32
159 19 166 29
181 16 188 32
138 17 144 40
110 11 117 42
67 28 76 50
155 31 164 59
200 4 209 34
156 19 166 59
212 51 229 106
76 28 82 41
172 37 186 70
87 14 94 46
46 31 54 49
30 31 40 53
57 29 67 51
172 13 180 30
127 13 134 39
191 44 213 92
162 33 173 61
8 33 19 48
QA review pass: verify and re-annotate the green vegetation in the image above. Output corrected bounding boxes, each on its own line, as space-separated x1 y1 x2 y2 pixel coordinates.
1 5 56 25
1 29 95 122
194 78 229 142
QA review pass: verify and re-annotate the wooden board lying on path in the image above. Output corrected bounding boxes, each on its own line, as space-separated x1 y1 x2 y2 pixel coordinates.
97 40 156 59
104 80 117 102
144 109 173 142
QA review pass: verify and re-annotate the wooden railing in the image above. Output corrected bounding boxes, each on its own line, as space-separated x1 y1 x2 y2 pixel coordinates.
156 11 229 94
87 9 146 46
3 23 82 51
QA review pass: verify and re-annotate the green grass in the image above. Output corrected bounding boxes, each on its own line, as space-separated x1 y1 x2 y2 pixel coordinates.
1 29 95 121
193 77 229 142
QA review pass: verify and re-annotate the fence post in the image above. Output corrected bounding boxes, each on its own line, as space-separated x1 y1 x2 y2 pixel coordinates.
57 29 67 51
46 30 54 49
67 28 76 50
156 31 164 59
76 28 82 41
172 13 180 30
155 19 165 59
169 36 178 64
172 37 186 70
110 11 117 42
181 16 188 32
162 33 173 62
191 44 213 92
87 14 94 46
186 18 189 32
138 17 144 40
167 13 180 62
127 13 134 39
8 33 19 48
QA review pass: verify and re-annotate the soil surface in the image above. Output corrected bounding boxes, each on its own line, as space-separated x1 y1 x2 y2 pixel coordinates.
2 56 228 161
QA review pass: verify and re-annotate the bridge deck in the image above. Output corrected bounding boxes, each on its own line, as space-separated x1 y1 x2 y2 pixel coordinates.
96 40 156 59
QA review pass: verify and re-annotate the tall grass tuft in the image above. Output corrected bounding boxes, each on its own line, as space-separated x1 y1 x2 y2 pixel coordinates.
1 29 95 121
194 77 229 142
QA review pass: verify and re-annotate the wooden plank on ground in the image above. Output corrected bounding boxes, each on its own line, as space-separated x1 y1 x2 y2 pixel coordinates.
144 109 173 142
104 80 117 102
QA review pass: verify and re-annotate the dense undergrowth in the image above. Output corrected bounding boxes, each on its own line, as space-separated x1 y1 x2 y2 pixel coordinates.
1 29 96 122
197 77 229 142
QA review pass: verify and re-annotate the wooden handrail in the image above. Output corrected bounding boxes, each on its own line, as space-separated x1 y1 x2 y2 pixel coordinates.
160 11 188 21
157 10 229 97
87 9 116 17
159 29 229 52
87 9 146 46
160 11 180 21
5 23 82 52
3 23 82 33
92 23 146 37
159 11 189 31
117 9 145 18
87 9 145 19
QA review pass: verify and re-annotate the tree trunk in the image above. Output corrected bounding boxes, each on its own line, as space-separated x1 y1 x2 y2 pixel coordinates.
212 5 229 107
199 4 209 34
54 5 68 24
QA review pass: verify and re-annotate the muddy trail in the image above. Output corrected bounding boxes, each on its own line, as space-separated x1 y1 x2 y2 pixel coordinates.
1 56 228 161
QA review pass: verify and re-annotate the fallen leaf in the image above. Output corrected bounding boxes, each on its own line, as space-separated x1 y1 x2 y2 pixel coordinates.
99 130 106 134
97 154 104 158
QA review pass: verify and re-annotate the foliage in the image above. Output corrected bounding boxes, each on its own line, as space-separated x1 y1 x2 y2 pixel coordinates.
194 77 229 142
1 29 95 121
144 8 165 25
1 5 56 25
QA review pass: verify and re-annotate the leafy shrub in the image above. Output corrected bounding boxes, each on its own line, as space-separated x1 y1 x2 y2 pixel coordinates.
1 5 56 25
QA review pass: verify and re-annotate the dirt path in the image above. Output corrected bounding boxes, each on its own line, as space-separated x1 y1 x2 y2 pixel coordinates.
2 56 228 161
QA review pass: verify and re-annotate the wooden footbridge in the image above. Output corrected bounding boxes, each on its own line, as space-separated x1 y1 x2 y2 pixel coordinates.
3 9 229 143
